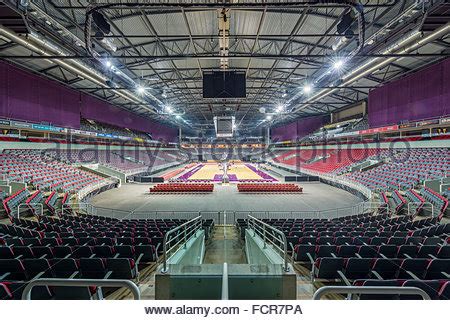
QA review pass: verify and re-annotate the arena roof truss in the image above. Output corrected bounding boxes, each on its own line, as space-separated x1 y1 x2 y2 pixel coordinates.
0 0 448 134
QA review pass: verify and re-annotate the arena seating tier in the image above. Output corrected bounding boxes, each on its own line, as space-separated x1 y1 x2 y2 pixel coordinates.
347 148 449 191
404 189 426 216
0 214 192 299
25 191 44 214
0 151 103 193
80 118 151 141
3 188 30 215
272 148 378 173
392 190 407 214
420 187 449 216
45 191 58 214
237 214 449 300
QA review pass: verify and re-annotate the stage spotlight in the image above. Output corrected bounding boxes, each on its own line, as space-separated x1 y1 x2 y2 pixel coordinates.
276 105 284 113
165 106 173 113
176 114 181 119
266 115 273 121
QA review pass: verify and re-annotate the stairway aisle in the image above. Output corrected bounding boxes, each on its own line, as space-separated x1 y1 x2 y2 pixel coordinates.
203 225 247 264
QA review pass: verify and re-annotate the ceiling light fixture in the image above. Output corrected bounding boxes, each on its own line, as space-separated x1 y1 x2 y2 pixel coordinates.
137 86 145 94
303 84 312 94
333 59 345 70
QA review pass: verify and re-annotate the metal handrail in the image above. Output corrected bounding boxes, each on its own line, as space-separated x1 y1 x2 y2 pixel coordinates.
221 262 229 300
247 215 289 272
122 210 201 221
77 177 119 201
268 162 374 199
21 278 140 300
66 200 385 224
161 215 203 273
407 201 434 217
17 203 43 218
313 286 431 300
62 203 96 216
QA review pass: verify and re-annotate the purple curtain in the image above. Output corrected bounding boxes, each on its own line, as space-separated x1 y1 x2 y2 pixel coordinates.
0 61 81 128
297 115 328 138
271 121 298 141
369 58 450 127
271 115 327 141
0 61 178 142
80 95 178 142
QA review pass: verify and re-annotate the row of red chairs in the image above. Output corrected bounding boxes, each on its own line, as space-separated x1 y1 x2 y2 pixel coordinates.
237 183 302 193
149 183 214 193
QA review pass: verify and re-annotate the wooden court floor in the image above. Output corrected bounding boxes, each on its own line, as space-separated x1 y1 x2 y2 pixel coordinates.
188 163 264 181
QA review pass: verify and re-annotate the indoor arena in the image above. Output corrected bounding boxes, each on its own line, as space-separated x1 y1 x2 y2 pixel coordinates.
0 1 449 317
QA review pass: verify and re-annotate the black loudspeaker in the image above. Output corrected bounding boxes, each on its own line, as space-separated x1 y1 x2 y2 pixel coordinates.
198 154 204 162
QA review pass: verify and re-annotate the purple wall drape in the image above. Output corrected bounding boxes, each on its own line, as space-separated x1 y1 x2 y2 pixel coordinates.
271 115 328 141
271 121 298 141
368 58 450 128
0 61 178 142
80 95 177 141
0 61 81 128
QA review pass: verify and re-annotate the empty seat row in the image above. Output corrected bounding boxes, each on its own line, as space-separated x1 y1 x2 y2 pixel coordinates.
0 257 138 282
288 235 444 248
3 235 163 247
353 279 449 300
237 183 302 193
0 244 157 262
149 183 214 193
0 257 139 300
312 257 449 282
294 243 449 262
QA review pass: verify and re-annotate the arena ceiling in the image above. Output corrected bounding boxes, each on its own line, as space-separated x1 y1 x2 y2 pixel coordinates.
0 0 449 134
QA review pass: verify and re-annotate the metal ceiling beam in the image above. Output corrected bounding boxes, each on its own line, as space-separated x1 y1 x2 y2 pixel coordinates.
138 8 208 122
101 33 346 39
2 0 443 129
53 2 397 10
256 7 341 122
4 53 447 60
115 33 332 53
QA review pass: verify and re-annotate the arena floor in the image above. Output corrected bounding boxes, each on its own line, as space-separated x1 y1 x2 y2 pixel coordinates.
188 163 223 180
90 182 363 214
178 162 277 182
